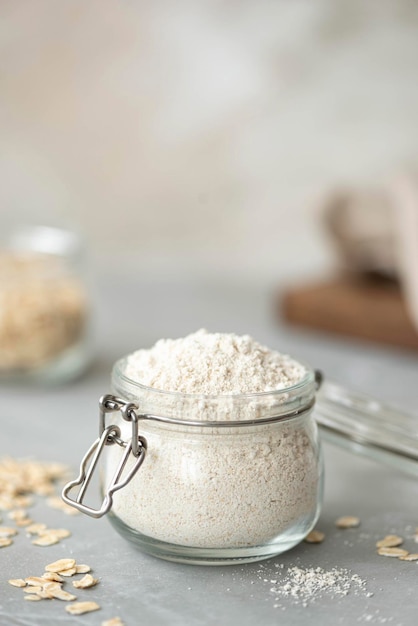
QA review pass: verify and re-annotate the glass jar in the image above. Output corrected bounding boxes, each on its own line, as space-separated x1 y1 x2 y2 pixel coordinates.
0 225 91 383
63 358 323 565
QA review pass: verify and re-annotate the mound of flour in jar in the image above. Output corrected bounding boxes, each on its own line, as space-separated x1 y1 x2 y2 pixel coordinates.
107 330 320 551
124 329 306 395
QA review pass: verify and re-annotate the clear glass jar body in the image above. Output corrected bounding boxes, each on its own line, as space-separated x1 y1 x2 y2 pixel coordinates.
0 225 92 383
103 360 323 565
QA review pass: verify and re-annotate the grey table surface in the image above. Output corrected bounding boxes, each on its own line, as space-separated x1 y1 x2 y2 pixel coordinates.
1 271 418 626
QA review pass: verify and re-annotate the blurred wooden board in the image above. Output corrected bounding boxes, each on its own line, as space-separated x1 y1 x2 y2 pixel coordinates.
281 277 418 351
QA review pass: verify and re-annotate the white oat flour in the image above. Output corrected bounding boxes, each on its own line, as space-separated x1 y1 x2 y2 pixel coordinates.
107 330 321 549
124 329 306 395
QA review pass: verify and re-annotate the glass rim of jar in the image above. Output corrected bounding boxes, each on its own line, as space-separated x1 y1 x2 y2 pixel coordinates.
110 356 318 427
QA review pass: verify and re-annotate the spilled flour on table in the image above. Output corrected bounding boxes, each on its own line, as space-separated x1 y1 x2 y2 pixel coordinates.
269 564 370 608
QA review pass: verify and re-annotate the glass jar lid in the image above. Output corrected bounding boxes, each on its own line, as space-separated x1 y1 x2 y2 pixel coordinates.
316 380 418 476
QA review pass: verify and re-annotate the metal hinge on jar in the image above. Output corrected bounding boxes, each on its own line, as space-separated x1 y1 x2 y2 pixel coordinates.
62 395 147 518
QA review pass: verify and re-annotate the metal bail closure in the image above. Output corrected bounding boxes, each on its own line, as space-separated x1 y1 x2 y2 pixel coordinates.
62 395 147 518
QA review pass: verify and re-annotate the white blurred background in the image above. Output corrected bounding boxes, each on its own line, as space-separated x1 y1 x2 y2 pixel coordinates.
2 0 418 284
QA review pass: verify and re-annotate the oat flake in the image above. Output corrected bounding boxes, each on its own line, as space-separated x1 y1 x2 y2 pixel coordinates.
304 530 325 544
376 535 403 548
8 579 26 588
335 516 360 529
65 601 100 615
377 547 408 557
45 558 76 573
399 553 418 561
72 574 98 589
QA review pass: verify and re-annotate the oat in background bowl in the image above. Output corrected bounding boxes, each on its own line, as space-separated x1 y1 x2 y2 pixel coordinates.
0 226 92 383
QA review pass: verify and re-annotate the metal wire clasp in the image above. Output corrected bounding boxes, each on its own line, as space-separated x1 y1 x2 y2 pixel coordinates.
62 395 147 518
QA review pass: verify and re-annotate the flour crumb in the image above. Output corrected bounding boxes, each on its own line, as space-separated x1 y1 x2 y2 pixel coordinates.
271 565 368 606
124 329 306 395
357 611 394 623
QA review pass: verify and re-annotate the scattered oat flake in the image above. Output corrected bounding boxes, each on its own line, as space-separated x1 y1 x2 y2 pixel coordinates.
75 564 91 574
47 496 80 515
37 590 55 599
0 458 68 507
26 523 47 535
42 572 64 582
304 530 325 544
0 497 12 511
26 576 49 586
45 558 76 572
44 584 77 601
15 517 32 527
399 553 418 561
32 534 60 546
376 535 404 548
8 579 26 587
23 586 43 594
0 537 13 547
39 528 71 539
72 574 98 589
42 581 61 592
102 618 124 626
377 547 409 557
24 594 41 601
65 601 100 615
59 567 77 577
55 590 77 602
335 516 360 529
14 496 33 508
8 509 28 521
0 526 18 537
